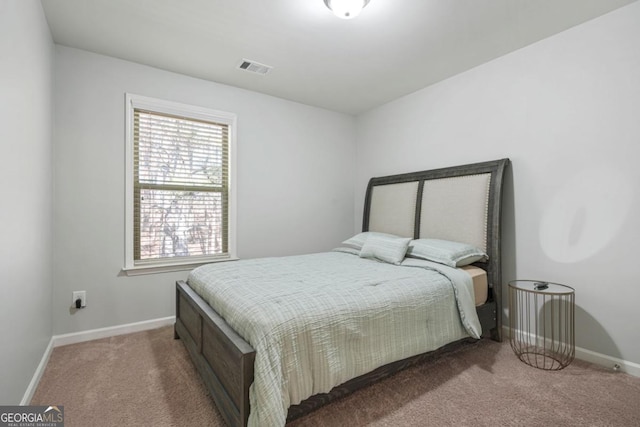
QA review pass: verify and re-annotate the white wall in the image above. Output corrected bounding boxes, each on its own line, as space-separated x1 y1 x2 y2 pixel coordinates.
0 0 54 404
52 46 356 335
356 3 640 364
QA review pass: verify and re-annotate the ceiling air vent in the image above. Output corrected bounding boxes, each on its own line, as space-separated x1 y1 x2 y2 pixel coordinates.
237 59 273 76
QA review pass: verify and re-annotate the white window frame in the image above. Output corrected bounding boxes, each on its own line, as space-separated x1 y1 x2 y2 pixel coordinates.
123 94 237 275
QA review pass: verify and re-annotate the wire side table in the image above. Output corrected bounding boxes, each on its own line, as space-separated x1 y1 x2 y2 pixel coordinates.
508 280 575 370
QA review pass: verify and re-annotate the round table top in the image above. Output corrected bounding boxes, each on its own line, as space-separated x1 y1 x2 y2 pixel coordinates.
508 280 574 295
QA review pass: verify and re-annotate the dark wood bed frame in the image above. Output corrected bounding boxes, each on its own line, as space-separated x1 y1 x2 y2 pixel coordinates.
174 158 510 426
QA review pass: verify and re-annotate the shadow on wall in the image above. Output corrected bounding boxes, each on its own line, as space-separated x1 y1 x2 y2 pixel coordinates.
533 163 631 360
499 160 625 360
539 165 633 263
574 304 623 359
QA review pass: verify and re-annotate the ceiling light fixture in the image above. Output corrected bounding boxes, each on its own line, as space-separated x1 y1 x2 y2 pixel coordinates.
323 0 370 19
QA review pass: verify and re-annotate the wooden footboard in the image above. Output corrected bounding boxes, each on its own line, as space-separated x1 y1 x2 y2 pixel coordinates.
176 279 499 427
175 280 255 427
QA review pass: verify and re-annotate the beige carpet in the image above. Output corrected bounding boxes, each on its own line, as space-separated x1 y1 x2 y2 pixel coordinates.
32 326 640 426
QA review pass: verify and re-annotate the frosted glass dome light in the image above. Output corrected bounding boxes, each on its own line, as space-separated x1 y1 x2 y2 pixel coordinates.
323 0 371 19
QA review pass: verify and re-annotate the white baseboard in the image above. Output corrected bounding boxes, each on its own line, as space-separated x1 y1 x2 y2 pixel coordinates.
52 316 175 348
502 325 640 377
575 346 640 377
20 337 55 405
22 316 176 404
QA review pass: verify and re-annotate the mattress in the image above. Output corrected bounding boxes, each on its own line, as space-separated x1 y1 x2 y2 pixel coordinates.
462 265 488 306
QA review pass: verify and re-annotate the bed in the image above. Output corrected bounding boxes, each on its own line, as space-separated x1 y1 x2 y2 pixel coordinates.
174 158 509 426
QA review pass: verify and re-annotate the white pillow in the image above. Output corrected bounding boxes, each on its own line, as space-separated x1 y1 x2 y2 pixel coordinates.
341 231 400 251
359 234 411 265
341 232 371 250
407 238 487 267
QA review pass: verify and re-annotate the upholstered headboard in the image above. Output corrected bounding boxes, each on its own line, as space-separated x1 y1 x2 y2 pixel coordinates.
362 158 509 339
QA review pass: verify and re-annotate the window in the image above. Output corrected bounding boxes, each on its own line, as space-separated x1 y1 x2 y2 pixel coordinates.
124 94 236 274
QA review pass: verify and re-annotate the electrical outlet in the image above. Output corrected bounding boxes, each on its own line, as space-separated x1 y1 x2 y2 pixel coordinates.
72 291 87 308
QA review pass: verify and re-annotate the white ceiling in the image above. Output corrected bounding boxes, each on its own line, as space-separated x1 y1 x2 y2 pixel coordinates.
41 0 636 115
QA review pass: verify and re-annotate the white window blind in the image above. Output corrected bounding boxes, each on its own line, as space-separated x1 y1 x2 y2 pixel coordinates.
125 94 236 273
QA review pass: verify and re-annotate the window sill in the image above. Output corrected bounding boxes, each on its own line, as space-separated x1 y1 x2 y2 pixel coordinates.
121 257 239 276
